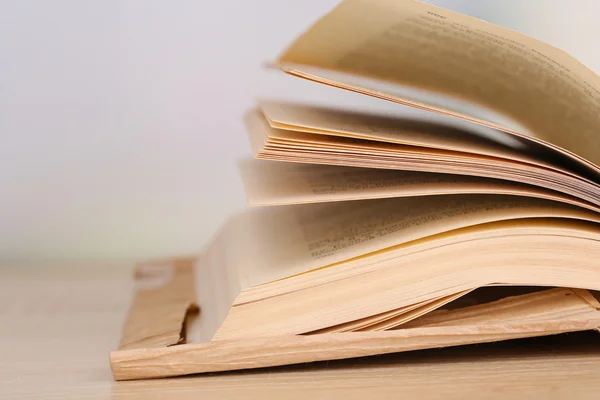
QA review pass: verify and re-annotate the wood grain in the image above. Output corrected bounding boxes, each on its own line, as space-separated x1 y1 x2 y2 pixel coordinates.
118 257 198 350
3 264 600 399
110 286 600 380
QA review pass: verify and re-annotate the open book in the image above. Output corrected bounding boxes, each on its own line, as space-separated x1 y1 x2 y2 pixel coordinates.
110 0 600 380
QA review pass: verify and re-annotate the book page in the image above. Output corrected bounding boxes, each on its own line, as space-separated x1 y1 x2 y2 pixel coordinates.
246 110 600 207
278 0 600 169
306 291 468 334
249 109 555 171
259 101 600 180
260 100 532 159
238 159 597 212
401 288 599 329
212 195 600 289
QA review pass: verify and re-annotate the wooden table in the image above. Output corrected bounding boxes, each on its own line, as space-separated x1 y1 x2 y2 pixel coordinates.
2 264 600 399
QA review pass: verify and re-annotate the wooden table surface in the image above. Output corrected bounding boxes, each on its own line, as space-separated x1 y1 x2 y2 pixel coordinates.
2 264 600 399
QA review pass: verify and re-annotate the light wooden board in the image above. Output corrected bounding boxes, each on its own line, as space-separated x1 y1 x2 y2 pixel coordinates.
110 287 600 380
2 263 600 399
118 257 198 350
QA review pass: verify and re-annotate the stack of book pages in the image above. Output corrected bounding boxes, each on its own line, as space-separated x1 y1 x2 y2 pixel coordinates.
110 0 600 380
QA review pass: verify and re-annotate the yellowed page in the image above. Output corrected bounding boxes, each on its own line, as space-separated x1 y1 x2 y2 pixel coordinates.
248 109 533 167
220 220 600 339
210 195 600 291
260 100 532 160
355 289 473 332
246 110 600 207
306 291 466 334
403 288 598 329
278 0 600 170
259 101 600 180
195 197 600 340
238 159 596 212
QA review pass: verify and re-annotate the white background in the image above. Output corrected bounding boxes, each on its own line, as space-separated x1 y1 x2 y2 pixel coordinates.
2 0 600 262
